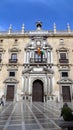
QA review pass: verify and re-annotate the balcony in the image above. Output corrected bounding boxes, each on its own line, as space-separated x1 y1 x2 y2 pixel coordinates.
59 59 69 63
30 58 47 63
9 59 18 63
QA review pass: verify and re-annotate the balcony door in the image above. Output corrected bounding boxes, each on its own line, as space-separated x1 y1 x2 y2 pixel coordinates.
32 80 44 102
34 51 43 62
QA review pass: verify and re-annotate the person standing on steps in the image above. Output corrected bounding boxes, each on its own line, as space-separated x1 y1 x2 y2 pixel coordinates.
0 95 5 107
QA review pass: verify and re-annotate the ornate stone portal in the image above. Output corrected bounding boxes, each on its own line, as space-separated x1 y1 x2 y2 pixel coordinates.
22 35 54 102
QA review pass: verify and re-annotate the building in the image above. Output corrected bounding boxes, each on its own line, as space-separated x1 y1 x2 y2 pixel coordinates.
0 22 73 106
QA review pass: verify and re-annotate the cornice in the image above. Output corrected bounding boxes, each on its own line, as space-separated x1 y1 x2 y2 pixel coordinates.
0 31 73 38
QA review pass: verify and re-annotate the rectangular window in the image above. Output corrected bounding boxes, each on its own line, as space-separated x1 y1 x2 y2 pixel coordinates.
60 53 66 60
62 72 68 77
9 72 15 77
11 53 17 60
34 51 43 62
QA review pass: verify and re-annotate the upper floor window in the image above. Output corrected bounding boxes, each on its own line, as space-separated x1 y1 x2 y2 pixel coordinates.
9 53 17 63
30 50 47 63
59 52 68 63
62 72 68 77
9 72 15 77
35 51 43 62
11 53 17 60
34 51 46 63
60 53 66 60
56 47 69 64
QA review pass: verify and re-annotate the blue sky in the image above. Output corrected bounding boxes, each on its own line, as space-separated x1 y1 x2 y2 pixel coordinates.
0 0 73 31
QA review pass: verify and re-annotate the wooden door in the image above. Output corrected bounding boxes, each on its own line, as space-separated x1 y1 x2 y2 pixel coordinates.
32 80 44 102
62 86 71 102
6 85 14 101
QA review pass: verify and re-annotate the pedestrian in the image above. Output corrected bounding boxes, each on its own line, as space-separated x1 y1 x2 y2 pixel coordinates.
0 97 4 106
0 95 5 106
60 103 73 121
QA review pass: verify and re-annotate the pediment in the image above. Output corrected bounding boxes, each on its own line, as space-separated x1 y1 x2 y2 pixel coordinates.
4 78 19 84
57 78 73 84
9 47 21 53
56 47 69 52
0 48 5 53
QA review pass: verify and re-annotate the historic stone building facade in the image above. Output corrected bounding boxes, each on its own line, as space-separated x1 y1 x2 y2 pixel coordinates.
0 22 73 105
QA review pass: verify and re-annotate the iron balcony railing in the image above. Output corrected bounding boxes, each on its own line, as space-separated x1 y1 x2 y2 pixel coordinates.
30 58 47 63
59 59 69 63
9 59 18 63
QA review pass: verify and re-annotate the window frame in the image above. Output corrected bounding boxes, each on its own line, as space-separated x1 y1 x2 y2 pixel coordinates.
11 53 17 60
59 52 67 60
9 71 15 77
34 51 43 62
61 71 68 77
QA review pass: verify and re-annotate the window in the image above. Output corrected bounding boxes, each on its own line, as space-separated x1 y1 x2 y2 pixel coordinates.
34 51 43 62
59 52 68 63
11 53 17 60
62 72 68 77
9 53 17 63
9 72 15 77
60 53 66 60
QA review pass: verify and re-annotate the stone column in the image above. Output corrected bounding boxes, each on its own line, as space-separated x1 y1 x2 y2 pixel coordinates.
47 51 50 63
22 76 26 100
24 52 26 63
50 77 53 94
24 76 28 100
28 77 31 94
26 51 29 63
27 76 29 94
50 51 53 63
23 76 25 94
46 75 50 102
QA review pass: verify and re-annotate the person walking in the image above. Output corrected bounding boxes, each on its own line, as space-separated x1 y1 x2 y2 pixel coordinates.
0 95 5 106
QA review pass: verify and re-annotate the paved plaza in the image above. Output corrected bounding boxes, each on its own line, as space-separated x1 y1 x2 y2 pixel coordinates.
0 101 61 130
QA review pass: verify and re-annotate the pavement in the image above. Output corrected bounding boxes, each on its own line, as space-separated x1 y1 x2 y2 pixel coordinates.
0 101 61 130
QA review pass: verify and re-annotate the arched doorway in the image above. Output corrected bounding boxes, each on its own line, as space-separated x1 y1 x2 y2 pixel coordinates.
32 80 44 102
